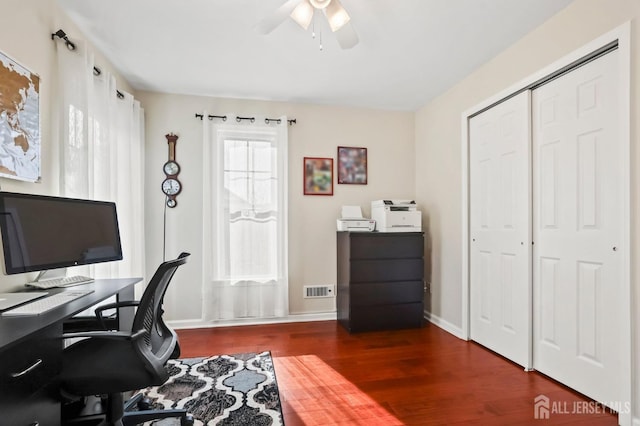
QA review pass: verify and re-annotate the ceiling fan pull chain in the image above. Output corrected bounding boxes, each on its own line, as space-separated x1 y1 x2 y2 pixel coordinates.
312 13 316 39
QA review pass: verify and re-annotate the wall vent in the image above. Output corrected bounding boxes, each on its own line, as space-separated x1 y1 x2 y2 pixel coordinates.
304 285 334 298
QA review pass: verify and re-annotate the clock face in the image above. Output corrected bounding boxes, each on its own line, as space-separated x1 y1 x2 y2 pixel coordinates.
162 178 182 196
163 160 180 176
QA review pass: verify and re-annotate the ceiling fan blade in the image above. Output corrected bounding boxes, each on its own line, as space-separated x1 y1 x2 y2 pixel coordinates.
254 0 303 35
335 21 359 49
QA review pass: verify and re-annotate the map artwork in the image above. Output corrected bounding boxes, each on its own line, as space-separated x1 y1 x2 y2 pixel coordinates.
0 51 40 182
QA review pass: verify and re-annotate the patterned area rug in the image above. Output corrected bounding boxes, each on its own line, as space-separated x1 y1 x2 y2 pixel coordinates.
138 351 284 425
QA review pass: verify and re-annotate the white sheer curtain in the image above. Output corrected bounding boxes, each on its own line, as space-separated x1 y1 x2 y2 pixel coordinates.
56 42 145 279
202 115 289 320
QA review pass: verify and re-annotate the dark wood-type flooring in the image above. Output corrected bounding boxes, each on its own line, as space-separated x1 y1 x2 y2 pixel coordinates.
176 321 618 425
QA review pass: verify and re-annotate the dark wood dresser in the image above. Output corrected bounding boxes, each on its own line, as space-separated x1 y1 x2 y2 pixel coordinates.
336 231 425 332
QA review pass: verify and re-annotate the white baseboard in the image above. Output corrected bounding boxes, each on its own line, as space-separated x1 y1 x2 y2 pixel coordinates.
424 310 466 340
168 311 337 330
172 310 464 337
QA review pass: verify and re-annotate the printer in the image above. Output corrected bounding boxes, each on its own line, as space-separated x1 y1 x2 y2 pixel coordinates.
337 206 376 232
371 200 422 232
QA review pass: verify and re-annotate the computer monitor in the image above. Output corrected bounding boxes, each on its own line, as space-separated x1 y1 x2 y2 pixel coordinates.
0 192 123 275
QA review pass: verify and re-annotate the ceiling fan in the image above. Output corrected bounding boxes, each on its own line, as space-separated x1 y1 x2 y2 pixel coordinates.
255 0 359 49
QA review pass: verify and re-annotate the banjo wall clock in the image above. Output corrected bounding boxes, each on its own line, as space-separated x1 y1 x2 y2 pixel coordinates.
162 133 182 208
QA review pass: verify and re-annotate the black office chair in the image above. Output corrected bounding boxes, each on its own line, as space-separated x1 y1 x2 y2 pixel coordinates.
59 252 194 426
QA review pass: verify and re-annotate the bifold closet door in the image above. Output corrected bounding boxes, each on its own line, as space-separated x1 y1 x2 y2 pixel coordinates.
532 49 623 405
469 91 531 368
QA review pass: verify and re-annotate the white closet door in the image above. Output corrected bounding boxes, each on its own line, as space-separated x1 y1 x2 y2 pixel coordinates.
469 92 531 368
532 50 623 405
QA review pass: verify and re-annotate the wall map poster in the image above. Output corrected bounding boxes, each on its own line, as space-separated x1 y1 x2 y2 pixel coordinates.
0 51 40 182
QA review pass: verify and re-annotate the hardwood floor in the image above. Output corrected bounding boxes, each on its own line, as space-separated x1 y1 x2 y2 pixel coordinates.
176 321 618 425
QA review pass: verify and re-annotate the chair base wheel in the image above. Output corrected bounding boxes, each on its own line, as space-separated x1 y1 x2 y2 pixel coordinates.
136 397 153 411
181 413 195 426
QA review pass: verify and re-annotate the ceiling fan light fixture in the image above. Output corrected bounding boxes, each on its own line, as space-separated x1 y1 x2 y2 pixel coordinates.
309 0 332 10
290 0 314 30
324 0 350 32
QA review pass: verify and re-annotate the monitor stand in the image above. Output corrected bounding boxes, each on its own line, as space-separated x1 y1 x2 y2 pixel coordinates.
33 268 68 282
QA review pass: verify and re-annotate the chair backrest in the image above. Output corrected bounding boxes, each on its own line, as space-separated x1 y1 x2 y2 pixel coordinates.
131 252 190 380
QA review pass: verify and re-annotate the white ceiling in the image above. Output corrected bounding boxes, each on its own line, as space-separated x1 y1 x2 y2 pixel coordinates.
56 0 574 111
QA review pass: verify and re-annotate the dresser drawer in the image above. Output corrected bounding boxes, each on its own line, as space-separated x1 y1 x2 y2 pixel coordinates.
0 324 62 426
348 303 424 332
350 258 424 282
1 387 60 426
350 233 423 259
0 331 60 395
351 281 423 306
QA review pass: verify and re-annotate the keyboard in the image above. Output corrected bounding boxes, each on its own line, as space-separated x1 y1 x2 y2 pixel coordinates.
2 289 94 316
25 275 94 289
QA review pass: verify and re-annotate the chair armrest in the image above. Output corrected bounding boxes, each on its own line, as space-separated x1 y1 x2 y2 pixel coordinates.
61 330 135 340
95 300 140 329
95 301 140 313
62 329 147 341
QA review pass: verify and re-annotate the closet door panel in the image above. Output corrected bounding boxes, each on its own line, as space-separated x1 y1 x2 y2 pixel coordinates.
469 91 531 368
532 49 623 406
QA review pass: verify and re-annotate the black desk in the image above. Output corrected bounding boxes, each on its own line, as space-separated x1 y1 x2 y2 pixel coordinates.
0 278 141 426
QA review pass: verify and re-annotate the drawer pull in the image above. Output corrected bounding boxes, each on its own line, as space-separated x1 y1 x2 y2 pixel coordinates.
10 358 43 378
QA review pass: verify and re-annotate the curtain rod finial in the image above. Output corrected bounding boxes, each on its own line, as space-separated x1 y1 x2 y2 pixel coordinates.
51 29 66 40
52 28 76 51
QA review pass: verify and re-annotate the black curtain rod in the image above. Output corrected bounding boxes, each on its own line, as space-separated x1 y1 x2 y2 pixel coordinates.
52 29 125 100
195 113 296 126
91 66 125 99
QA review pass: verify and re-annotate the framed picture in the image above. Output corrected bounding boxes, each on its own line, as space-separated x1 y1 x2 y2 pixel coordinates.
337 146 367 185
303 157 333 195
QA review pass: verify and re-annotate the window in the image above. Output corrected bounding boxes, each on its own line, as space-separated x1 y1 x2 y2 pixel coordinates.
221 138 279 282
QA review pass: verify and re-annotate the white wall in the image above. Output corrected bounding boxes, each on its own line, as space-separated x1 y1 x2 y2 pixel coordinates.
0 0 133 292
136 91 415 324
415 0 639 420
